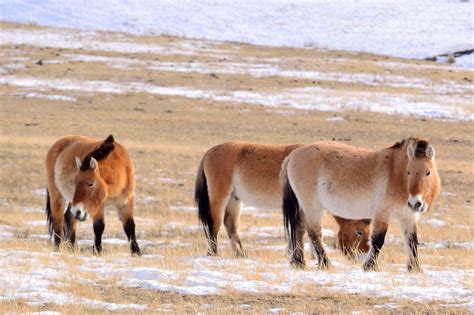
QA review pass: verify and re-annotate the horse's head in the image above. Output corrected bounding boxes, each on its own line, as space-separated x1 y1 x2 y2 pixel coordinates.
405 139 441 213
72 156 107 221
334 216 371 257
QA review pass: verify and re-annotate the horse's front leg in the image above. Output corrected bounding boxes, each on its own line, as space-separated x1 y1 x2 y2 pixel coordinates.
399 215 421 272
363 212 389 271
92 209 105 255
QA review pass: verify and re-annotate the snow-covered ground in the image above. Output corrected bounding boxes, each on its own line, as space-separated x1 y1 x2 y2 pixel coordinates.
1 1 473 67
1 243 472 312
0 26 473 121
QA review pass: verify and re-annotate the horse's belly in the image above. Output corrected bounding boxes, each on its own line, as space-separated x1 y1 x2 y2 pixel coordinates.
316 177 386 220
319 193 376 219
233 175 281 210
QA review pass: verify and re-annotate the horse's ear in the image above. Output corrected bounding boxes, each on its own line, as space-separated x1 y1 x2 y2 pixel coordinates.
75 156 82 170
90 157 99 172
407 143 415 158
426 145 435 159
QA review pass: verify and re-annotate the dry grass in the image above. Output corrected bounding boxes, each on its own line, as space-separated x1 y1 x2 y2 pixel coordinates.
0 21 473 313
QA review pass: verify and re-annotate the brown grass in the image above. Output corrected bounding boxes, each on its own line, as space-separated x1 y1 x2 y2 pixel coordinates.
0 21 473 314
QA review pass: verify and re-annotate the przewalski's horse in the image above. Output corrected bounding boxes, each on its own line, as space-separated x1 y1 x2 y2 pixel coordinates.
45 135 140 255
281 138 441 272
194 141 371 258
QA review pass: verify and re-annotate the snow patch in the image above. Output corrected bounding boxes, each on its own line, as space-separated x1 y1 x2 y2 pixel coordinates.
1 1 472 66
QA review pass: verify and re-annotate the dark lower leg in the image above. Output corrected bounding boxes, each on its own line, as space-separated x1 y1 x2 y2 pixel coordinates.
363 225 387 271
123 218 140 255
308 228 331 269
64 205 77 248
53 222 63 249
290 214 306 269
407 230 420 272
93 218 105 255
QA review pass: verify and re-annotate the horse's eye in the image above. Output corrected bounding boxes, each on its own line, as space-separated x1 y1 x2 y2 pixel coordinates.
407 171 411 175
355 230 363 237
426 171 431 176
88 182 94 188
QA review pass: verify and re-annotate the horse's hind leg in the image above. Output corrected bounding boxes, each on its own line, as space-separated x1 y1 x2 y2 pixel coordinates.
224 194 246 258
48 188 66 249
118 198 140 255
64 203 77 249
206 196 228 256
305 208 331 269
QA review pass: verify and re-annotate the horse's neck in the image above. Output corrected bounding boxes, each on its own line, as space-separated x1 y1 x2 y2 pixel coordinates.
386 147 409 201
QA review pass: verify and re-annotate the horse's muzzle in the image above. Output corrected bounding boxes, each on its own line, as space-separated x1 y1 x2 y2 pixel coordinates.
72 204 89 221
74 211 88 221
407 196 427 213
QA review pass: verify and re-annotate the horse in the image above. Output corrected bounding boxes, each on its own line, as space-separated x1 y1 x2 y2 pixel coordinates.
45 135 140 255
194 141 371 258
281 138 441 272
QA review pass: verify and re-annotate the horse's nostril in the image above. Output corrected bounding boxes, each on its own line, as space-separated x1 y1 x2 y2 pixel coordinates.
408 201 412 208
415 201 422 209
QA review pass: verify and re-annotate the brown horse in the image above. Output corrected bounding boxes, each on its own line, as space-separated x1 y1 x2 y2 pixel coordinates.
45 135 140 255
194 141 371 258
281 138 441 271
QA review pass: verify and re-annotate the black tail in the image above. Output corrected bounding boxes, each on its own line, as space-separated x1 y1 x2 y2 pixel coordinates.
195 159 212 241
282 175 305 267
282 177 300 257
45 188 54 239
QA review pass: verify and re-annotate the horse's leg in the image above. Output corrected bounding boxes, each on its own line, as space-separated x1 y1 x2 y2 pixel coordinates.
64 203 77 249
363 212 389 271
305 208 331 269
206 196 227 256
399 214 421 272
285 206 307 269
224 194 245 258
48 188 66 249
92 208 105 255
118 198 140 255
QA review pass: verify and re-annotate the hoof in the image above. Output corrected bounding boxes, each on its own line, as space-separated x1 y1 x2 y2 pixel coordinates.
408 264 423 273
363 260 379 271
317 257 332 270
131 242 141 256
235 251 247 259
290 258 306 270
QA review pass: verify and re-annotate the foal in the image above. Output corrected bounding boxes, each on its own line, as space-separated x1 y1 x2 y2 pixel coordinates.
195 141 371 257
45 135 140 255
282 138 441 271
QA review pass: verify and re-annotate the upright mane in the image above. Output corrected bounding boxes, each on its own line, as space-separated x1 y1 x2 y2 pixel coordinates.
80 135 115 171
389 137 430 158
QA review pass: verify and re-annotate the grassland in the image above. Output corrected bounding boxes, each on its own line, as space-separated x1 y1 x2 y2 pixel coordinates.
0 22 473 314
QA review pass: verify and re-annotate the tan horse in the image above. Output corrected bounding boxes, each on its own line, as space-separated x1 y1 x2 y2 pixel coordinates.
45 135 140 255
281 138 441 271
194 141 371 258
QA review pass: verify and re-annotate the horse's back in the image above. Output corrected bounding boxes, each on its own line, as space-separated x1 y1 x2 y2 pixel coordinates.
287 141 389 219
202 141 302 209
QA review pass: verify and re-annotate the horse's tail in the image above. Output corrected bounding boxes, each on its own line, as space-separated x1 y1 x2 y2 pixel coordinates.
45 188 54 239
281 157 303 265
195 158 212 240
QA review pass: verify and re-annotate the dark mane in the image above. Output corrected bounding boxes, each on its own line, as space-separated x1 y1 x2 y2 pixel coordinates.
389 139 406 149
414 140 429 158
80 135 115 171
389 137 430 158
